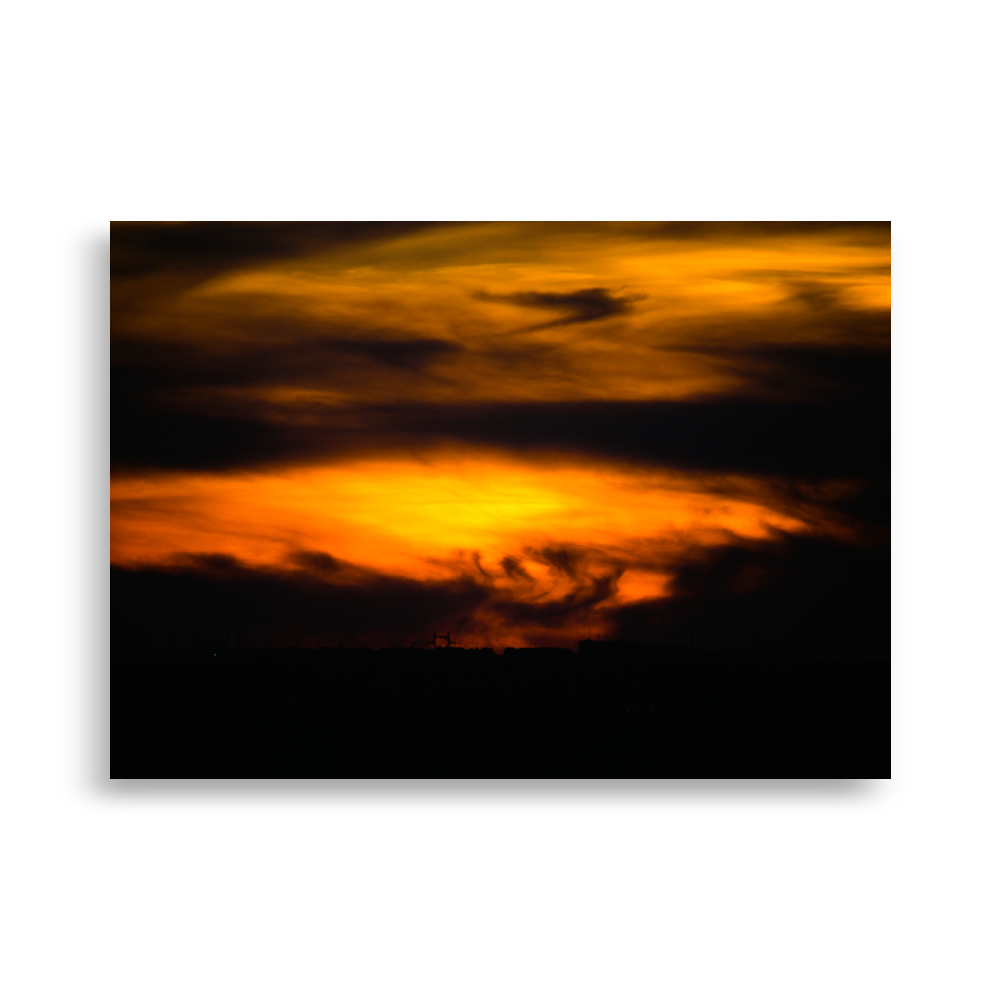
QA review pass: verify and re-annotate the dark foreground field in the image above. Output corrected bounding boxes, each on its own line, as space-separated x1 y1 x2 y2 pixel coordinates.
113 645 889 777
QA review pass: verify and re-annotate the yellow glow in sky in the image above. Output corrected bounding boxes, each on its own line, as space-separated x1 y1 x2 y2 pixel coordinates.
112 452 807 588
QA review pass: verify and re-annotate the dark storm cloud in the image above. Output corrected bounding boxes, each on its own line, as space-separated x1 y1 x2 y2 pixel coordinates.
113 395 888 486
335 337 464 371
709 344 890 404
112 221 448 284
112 328 462 408
112 553 492 651
112 284 468 395
113 409 287 471
110 322 469 470
473 287 645 329
605 531 889 659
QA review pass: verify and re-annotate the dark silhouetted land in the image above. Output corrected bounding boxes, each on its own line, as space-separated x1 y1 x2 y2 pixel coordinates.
113 641 888 777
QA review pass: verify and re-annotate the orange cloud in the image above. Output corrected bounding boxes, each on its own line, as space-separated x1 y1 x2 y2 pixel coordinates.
112 450 812 600
114 222 890 412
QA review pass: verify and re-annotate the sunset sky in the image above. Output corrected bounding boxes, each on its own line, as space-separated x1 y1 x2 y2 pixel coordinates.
112 222 889 653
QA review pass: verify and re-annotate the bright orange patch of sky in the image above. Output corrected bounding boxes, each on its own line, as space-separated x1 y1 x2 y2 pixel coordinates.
112 451 807 596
